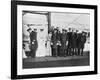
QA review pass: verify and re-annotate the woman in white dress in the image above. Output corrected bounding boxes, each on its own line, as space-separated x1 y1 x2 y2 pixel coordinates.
36 29 47 57
46 32 52 56
22 43 27 58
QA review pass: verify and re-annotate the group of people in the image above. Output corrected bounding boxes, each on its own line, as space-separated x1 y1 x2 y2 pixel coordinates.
51 27 87 57
23 27 87 58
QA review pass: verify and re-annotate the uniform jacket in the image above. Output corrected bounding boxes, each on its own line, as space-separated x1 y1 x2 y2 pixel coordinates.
51 32 59 49
60 33 68 49
77 33 86 48
71 33 78 48
67 32 72 47
29 31 38 50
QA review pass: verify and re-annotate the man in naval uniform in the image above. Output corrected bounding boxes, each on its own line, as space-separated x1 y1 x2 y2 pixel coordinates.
27 28 38 58
56 27 61 56
51 29 59 57
60 29 68 57
71 30 78 56
67 28 72 56
79 31 86 56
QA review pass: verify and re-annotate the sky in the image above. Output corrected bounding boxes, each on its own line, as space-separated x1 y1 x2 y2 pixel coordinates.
23 11 90 32
51 12 90 31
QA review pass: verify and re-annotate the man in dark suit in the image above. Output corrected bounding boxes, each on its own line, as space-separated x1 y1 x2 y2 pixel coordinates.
56 27 61 56
80 31 86 56
77 32 82 56
75 30 79 55
67 28 72 56
27 28 38 58
51 29 59 57
60 29 68 57
65 30 69 56
77 31 86 56
71 30 78 55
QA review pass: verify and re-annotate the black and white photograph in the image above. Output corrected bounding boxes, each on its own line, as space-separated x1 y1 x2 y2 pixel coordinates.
22 11 90 69
11 1 97 79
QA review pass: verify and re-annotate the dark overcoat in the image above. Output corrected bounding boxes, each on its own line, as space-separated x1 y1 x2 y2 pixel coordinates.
29 31 38 50
77 34 86 49
51 32 58 49
60 33 68 49
71 33 78 48
67 32 72 48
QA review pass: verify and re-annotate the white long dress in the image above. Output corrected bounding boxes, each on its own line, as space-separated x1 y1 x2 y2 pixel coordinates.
22 49 27 58
36 31 46 57
46 34 52 56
